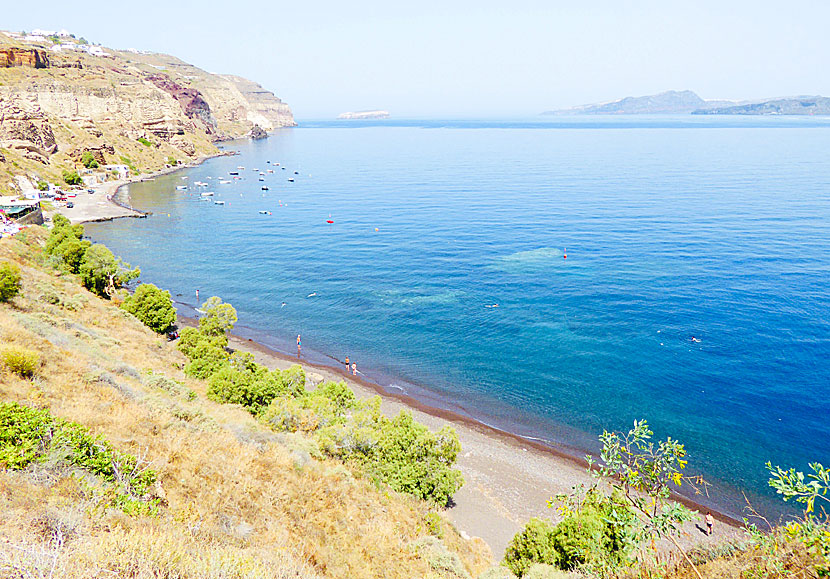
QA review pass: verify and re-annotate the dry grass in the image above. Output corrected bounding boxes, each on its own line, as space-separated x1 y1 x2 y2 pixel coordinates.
0 229 492 578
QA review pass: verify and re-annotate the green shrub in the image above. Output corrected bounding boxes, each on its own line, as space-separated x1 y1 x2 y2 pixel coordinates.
504 493 633 576
0 403 52 468
36 180 49 191
1 347 40 378
137 137 153 147
504 518 560 577
81 151 99 169
121 283 176 333
62 170 82 186
0 402 156 505
207 355 301 414
78 244 139 298
0 261 22 302
198 296 237 336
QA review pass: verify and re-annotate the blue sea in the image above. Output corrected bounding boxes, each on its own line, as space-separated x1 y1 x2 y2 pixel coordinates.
85 116 830 519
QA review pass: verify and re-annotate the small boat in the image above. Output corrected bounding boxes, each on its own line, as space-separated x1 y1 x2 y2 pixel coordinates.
259 172 265 176
288 178 295 182
258 210 272 215
176 185 188 191
229 171 239 176
267 170 274 174
281 167 286 170
198 197 211 202
219 180 231 184
326 214 334 224
294 171 299 175
237 166 245 169
261 186 269 190
214 200 226 205
200 191 214 197
259 178 265 182
194 181 208 187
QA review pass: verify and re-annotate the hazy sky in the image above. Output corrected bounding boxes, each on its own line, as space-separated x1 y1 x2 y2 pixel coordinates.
6 0 829 119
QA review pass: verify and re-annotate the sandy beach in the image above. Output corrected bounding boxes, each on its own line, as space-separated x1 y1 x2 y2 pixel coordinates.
63 153 229 224
217 331 745 559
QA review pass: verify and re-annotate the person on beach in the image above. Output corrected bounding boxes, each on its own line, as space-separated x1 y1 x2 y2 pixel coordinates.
297 334 301 357
705 512 714 535
351 362 357 376
345 355 350 370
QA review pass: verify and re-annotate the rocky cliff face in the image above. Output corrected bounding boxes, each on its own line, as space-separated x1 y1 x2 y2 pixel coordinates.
0 31 295 194
0 48 49 68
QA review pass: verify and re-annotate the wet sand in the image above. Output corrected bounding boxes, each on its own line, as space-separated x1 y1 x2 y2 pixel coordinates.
218 331 746 558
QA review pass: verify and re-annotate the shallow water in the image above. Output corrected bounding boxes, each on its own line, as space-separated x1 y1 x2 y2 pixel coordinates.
86 116 830 519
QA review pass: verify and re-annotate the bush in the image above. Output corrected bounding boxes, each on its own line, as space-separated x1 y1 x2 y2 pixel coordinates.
78 244 139 298
62 170 82 186
0 261 22 302
81 151 99 169
122 283 176 333
36 180 49 191
137 137 153 147
0 402 157 507
504 518 560 577
53 238 91 273
198 296 237 336
1 347 40 378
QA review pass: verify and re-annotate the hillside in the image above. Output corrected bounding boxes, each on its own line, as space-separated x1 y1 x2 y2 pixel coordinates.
0 30 295 196
0 227 492 578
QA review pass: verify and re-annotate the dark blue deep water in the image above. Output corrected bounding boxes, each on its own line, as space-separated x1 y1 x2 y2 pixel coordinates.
86 117 830 518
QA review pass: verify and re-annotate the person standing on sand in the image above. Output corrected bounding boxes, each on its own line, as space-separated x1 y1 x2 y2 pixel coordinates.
297 334 301 357
705 512 714 535
345 355 350 371
352 362 357 376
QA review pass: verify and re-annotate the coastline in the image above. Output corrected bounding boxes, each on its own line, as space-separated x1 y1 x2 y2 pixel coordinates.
65 152 233 225
177 313 745 558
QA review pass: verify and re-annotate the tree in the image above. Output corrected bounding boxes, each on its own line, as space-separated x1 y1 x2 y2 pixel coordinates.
81 151 99 169
62 170 82 186
0 261 22 302
78 244 139 298
121 283 177 333
198 296 237 336
590 420 704 579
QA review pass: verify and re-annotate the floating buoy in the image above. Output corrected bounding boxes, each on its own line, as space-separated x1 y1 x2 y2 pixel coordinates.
375 227 379 231
563 248 567 259
327 214 334 224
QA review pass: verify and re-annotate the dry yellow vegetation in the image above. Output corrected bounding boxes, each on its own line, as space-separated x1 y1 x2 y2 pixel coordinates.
0 228 492 578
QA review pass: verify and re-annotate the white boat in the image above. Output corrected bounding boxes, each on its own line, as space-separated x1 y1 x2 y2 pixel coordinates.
258 210 269 214
194 181 208 187
214 200 226 205
176 185 188 191
200 191 214 197
219 180 231 184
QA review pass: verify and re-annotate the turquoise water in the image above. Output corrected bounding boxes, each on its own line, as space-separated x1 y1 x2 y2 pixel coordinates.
86 116 830 519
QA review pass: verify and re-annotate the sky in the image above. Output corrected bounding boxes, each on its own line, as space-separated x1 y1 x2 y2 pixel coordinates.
5 0 829 119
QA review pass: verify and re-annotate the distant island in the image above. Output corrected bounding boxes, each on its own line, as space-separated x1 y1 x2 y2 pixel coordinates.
544 90 830 116
337 110 390 120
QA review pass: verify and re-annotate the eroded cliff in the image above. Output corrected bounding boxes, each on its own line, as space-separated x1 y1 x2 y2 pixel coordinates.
0 30 295 194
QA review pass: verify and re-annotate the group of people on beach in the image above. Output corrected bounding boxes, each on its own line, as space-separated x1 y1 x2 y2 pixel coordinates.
296 334 358 376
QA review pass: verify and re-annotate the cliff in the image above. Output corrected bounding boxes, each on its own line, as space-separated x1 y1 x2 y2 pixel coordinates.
0 30 295 194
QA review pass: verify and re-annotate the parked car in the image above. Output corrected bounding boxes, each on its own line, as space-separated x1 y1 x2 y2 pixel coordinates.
87 188 95 194
66 201 74 208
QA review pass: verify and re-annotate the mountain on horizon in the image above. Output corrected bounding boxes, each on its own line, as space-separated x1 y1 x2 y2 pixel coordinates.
545 90 830 116
543 90 732 115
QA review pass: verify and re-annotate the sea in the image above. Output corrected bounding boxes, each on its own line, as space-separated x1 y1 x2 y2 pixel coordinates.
85 116 830 520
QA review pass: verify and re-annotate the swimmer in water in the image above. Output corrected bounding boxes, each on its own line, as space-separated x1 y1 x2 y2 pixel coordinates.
691 336 701 343
281 302 287 308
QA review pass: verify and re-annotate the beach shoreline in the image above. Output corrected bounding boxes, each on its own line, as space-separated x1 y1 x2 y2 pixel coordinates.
177 313 745 558
64 152 233 224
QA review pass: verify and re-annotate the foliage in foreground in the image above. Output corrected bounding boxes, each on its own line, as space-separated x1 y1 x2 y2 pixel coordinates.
0 402 158 514
176 301 464 505
122 283 177 333
0 260 22 302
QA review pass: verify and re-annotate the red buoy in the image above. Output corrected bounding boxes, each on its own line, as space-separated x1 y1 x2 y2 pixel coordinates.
563 248 567 259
